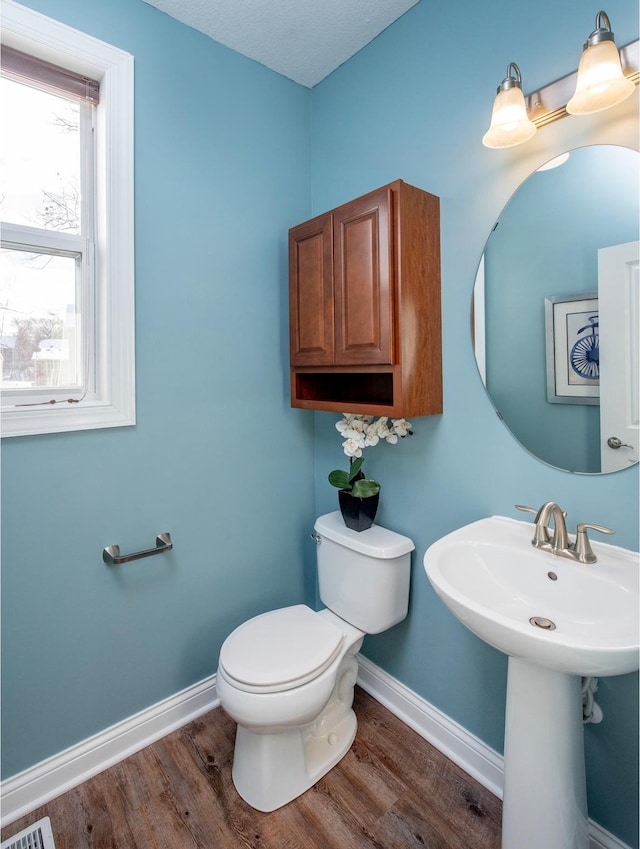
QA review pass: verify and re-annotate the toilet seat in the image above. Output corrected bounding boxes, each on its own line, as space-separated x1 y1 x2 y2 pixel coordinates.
219 605 345 694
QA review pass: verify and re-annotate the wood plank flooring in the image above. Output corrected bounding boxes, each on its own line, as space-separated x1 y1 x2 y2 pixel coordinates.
1 688 502 848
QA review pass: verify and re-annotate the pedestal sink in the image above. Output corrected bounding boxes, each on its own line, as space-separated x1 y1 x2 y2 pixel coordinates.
423 515 639 849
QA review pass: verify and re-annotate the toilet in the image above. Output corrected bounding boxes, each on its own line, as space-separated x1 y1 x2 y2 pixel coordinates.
216 510 414 812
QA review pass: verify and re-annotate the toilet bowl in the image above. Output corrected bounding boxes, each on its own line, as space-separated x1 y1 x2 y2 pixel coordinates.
217 606 364 811
217 606 364 731
216 512 414 812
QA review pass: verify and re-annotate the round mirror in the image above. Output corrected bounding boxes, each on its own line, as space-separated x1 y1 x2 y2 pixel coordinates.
473 145 639 474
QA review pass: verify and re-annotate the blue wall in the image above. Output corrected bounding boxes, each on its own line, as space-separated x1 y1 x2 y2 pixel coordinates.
2 0 639 846
1 0 315 776
309 1 639 845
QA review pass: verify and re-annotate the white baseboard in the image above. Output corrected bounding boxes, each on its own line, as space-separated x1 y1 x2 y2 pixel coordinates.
356 654 504 798
356 654 631 849
0 676 219 828
1 658 632 849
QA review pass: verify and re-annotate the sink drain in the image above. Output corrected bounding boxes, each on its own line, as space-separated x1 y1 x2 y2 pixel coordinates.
530 616 556 631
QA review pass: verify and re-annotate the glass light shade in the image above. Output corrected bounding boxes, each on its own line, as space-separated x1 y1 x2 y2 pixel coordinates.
566 39 635 114
482 86 537 149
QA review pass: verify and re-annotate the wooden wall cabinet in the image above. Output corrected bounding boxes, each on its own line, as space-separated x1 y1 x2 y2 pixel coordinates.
289 180 442 417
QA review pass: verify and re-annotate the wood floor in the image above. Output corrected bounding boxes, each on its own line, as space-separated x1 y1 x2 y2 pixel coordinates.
1 688 502 849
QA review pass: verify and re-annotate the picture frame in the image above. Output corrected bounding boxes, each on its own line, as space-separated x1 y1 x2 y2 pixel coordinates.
544 292 599 405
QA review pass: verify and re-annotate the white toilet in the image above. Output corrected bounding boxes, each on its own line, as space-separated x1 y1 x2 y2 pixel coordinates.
216 510 414 812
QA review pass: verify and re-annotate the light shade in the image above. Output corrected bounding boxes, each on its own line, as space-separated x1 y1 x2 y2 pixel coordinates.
566 11 635 115
482 63 537 149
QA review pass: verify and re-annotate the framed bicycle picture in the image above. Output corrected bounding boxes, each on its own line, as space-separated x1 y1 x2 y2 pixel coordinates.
544 292 599 405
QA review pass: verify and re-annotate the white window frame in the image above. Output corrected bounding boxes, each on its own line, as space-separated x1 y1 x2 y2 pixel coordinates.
1 0 135 437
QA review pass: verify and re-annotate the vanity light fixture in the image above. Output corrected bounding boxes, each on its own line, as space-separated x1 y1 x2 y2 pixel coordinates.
566 11 635 114
482 11 638 149
482 62 537 149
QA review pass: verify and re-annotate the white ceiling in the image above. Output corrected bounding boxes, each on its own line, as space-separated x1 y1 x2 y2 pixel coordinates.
141 0 421 88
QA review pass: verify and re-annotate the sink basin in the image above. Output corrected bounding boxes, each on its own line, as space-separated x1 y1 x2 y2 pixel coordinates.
424 514 639 849
423 515 639 677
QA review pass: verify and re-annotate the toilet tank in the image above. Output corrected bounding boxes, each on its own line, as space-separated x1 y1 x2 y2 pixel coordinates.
314 511 415 634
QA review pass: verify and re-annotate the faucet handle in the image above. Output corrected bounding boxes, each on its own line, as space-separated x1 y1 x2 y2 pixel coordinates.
577 522 615 536
573 523 615 563
515 504 538 516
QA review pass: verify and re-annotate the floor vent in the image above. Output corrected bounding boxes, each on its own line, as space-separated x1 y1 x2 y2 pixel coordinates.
1 817 56 849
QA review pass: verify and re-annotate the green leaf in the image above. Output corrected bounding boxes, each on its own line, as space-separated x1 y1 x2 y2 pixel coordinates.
351 478 380 498
328 470 351 489
348 456 364 481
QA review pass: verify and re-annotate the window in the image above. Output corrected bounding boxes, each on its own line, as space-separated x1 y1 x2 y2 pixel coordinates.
1 0 134 437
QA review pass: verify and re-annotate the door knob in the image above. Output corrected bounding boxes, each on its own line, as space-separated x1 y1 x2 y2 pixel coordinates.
607 437 633 450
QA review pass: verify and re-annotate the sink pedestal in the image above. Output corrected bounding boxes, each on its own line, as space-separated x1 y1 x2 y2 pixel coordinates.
502 657 588 849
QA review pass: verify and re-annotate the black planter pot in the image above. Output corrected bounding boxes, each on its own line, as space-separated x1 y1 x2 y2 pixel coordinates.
338 489 380 532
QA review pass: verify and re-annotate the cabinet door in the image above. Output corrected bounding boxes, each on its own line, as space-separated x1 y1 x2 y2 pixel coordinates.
334 188 394 365
289 214 334 366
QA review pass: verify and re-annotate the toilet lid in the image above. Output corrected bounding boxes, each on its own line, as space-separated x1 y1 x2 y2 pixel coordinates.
219 605 344 692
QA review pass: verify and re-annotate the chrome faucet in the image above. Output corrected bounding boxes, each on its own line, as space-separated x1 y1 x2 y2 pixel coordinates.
534 502 569 553
515 503 615 563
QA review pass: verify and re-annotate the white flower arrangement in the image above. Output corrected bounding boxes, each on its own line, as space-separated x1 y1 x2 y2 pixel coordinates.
329 413 413 497
336 413 413 457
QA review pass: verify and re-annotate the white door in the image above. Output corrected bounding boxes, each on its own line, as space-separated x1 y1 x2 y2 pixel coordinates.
598 241 639 472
